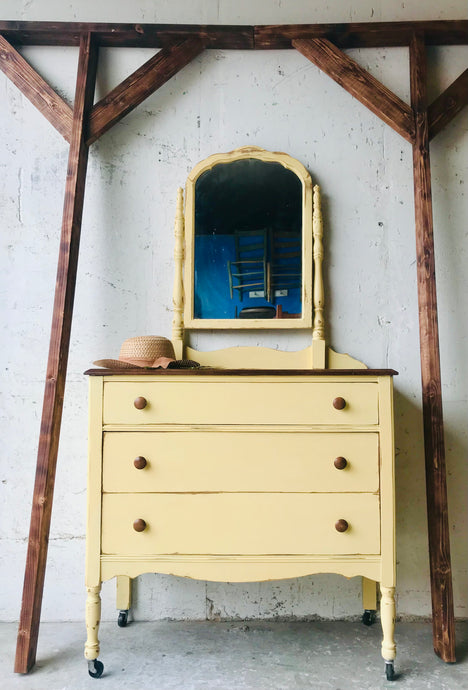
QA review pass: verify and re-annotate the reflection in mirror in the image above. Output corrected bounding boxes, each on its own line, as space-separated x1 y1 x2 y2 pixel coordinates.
194 159 303 320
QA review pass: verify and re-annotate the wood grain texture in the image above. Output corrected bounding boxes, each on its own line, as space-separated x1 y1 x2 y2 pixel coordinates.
293 38 415 143
0 34 73 141
84 368 398 376
255 21 468 49
87 37 205 144
428 68 468 140
410 32 455 664
14 32 98 675
0 22 253 48
0 20 466 49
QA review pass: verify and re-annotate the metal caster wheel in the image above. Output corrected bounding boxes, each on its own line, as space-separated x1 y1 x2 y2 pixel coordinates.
118 609 128 627
88 659 104 678
362 609 376 626
385 660 395 681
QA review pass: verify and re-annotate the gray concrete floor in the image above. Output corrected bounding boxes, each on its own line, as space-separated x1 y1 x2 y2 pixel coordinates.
1 620 467 689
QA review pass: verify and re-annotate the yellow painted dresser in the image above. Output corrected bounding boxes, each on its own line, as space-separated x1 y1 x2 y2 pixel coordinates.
84 366 397 679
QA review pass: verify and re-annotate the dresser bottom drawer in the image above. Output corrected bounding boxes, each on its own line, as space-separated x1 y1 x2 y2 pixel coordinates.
101 493 380 556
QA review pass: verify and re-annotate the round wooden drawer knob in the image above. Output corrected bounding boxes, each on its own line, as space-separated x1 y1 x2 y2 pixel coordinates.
335 519 349 533
333 397 346 410
334 456 348 470
133 456 147 470
134 396 147 410
133 519 147 532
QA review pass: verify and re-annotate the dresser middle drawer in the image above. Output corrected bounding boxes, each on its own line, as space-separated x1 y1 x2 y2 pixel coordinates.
102 431 379 493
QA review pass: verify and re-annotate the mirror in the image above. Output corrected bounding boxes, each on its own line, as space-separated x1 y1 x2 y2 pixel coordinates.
183 147 313 329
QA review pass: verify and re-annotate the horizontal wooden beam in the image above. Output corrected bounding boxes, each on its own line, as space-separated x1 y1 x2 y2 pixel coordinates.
256 20 468 49
0 20 466 49
87 37 205 145
0 22 253 49
293 38 415 143
428 68 468 140
0 34 73 141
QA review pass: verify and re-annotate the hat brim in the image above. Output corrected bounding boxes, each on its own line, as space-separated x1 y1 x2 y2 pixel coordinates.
93 359 139 370
93 356 175 370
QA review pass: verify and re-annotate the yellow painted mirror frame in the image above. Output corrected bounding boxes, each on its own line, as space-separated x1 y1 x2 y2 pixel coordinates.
181 146 316 330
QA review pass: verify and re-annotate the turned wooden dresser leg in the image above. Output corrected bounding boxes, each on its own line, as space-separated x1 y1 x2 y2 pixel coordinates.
85 585 101 661
380 584 396 679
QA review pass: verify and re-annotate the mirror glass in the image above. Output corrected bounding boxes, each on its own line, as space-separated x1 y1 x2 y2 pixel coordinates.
193 159 303 320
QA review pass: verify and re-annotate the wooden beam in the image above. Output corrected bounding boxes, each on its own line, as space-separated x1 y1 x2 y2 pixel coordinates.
0 20 466 49
0 21 253 49
409 32 456 664
87 37 205 145
256 20 468 49
293 38 415 143
428 68 468 140
0 34 73 141
14 31 98 675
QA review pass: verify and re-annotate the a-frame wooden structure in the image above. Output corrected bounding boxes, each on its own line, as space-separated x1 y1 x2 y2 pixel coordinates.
1 20 467 674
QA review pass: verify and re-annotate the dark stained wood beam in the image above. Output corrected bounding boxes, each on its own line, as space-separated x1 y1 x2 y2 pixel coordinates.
256 20 468 49
0 34 73 141
410 32 456 664
87 37 205 145
293 37 415 143
0 20 466 49
14 31 99 675
428 68 468 140
0 21 253 49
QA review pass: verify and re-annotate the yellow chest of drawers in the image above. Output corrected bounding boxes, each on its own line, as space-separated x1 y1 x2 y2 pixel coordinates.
84 369 396 677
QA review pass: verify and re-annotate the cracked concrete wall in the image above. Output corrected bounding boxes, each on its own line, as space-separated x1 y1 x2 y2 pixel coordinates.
1 0 467 623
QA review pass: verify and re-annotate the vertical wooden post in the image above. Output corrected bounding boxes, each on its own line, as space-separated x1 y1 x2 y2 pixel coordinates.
14 32 99 674
409 32 455 663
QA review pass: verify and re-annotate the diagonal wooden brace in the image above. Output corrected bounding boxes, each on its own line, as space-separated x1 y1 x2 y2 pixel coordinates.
428 68 468 140
293 37 415 143
0 34 73 141
87 36 205 144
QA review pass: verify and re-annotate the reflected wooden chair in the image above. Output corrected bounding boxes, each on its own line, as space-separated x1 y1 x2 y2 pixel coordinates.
270 230 301 301
227 229 270 301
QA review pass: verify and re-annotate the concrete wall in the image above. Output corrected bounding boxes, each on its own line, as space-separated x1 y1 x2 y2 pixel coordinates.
1 1 467 623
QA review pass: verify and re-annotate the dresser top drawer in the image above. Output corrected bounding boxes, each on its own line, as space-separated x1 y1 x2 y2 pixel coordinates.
102 380 379 426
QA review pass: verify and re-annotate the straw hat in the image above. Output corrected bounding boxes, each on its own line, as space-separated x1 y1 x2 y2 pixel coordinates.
93 335 196 370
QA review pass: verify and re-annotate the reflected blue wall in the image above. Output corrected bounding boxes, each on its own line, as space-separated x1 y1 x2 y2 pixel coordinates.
194 235 301 319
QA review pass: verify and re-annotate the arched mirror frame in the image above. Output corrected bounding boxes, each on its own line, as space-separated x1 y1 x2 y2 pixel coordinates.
183 146 314 330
